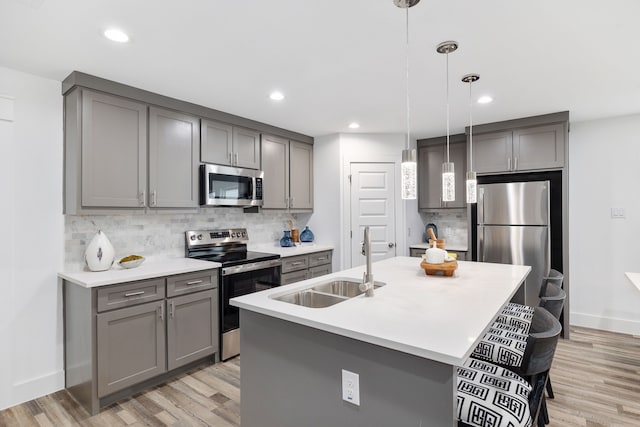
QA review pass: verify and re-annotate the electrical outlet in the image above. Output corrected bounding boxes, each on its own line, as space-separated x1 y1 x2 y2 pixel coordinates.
611 207 626 219
341 369 360 405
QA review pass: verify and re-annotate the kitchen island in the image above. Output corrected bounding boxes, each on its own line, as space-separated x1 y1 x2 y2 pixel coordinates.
231 256 530 427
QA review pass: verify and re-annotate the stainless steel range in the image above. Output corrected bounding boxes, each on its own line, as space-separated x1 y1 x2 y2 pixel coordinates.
185 228 281 360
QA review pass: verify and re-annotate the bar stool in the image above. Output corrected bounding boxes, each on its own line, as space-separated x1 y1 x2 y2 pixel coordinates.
457 308 562 427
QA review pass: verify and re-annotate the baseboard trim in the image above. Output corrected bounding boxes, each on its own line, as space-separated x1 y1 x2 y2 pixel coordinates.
1 370 65 411
571 312 640 335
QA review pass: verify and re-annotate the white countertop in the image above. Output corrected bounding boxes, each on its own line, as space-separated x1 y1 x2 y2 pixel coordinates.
410 243 468 252
231 256 530 365
625 272 640 291
59 257 220 288
249 243 334 257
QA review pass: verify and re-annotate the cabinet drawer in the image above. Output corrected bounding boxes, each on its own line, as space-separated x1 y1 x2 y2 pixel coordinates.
309 264 331 279
97 278 165 312
409 248 424 258
281 255 309 273
281 270 310 285
166 270 218 297
308 251 332 267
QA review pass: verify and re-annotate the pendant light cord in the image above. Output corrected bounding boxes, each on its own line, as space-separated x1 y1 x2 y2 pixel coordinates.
405 7 410 150
445 51 450 163
468 79 473 171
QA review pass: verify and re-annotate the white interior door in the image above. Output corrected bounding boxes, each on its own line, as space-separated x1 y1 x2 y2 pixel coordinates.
350 163 396 267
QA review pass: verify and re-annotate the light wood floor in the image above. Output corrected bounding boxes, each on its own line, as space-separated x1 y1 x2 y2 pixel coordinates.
1 327 638 426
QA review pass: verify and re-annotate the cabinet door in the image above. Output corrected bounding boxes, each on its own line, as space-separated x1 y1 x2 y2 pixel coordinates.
97 301 166 397
289 141 313 210
309 264 331 278
81 90 147 208
512 123 565 171
167 290 218 371
201 119 232 166
233 127 261 169
418 144 444 209
446 141 467 208
261 134 289 209
149 107 200 208
472 131 513 174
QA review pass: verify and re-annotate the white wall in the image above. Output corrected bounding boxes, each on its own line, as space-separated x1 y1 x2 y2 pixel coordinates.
569 114 640 334
0 66 64 410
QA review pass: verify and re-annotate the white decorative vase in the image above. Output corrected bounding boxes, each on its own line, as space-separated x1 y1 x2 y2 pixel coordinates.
85 230 115 272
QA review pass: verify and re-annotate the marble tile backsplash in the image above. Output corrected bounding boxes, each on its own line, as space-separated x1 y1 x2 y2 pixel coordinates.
419 210 469 248
64 209 302 272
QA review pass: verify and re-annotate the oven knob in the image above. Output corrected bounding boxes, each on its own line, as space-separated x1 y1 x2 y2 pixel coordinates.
197 234 203 240
242 231 247 237
231 232 237 238
190 235 196 241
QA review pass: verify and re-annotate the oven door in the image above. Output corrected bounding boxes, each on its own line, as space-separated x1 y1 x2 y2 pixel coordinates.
220 260 280 359
200 164 264 207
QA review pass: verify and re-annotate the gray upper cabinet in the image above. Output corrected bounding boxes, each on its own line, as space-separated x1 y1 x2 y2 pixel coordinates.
80 90 148 208
149 107 199 208
289 141 313 210
472 123 565 174
261 134 290 209
417 134 467 209
261 135 313 211
201 119 261 169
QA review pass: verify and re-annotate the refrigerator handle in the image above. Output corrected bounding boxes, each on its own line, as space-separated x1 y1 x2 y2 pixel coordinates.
478 226 484 262
478 187 485 224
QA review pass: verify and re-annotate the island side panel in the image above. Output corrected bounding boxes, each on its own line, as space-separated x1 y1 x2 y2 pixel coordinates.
240 310 456 427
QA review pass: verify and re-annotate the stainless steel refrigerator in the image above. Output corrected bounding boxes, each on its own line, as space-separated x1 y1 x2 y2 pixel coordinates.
477 181 550 306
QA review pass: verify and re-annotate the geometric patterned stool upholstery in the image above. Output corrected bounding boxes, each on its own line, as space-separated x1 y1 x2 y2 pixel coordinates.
471 324 529 367
494 303 535 334
457 358 533 427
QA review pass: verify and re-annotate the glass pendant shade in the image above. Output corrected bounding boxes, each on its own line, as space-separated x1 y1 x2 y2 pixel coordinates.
466 170 477 203
442 162 455 202
401 148 417 200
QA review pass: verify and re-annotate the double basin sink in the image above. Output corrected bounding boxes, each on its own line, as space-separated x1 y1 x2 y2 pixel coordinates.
271 278 385 308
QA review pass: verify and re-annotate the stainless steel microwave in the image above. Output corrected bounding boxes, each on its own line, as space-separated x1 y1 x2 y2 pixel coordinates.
200 164 264 207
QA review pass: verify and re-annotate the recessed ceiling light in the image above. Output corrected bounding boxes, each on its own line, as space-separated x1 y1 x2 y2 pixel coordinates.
477 95 493 104
348 122 360 129
104 28 129 43
269 91 285 101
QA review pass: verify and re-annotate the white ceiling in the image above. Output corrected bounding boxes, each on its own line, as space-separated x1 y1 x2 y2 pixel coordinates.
2 0 639 138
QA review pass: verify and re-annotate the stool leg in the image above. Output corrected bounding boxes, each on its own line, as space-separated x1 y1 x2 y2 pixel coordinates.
542 396 550 424
546 376 555 399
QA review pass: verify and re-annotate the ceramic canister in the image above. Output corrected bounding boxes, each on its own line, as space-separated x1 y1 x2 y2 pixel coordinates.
85 230 115 271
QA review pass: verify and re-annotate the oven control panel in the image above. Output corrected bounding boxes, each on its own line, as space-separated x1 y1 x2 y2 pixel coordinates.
185 228 249 248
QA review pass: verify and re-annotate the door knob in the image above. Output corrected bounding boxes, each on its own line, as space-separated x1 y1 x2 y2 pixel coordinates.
388 242 395 248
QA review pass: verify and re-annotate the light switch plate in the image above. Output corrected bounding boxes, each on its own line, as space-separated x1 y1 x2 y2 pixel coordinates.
611 207 626 219
341 369 360 405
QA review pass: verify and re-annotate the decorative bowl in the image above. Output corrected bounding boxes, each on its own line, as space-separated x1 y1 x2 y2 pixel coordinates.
118 255 145 269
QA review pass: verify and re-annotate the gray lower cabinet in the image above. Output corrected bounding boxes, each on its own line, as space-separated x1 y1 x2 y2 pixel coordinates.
262 134 313 211
64 269 219 415
472 123 566 174
149 107 200 208
417 134 467 209
280 250 332 285
167 289 218 371
201 119 261 169
96 300 166 397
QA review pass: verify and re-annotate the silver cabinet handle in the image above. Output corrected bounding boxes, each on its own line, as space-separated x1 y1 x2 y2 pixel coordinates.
158 304 164 320
186 280 203 286
234 152 239 165
169 301 175 319
514 156 518 170
290 196 294 207
507 157 512 171
290 261 304 266
139 191 146 206
124 291 145 297
151 190 157 206
316 257 327 261
285 196 289 208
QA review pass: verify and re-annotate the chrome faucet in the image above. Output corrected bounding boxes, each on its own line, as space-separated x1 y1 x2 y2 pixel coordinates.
359 226 374 297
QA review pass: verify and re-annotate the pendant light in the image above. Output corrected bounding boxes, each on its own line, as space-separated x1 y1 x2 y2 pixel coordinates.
462 73 479 203
436 41 458 202
396 0 420 200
